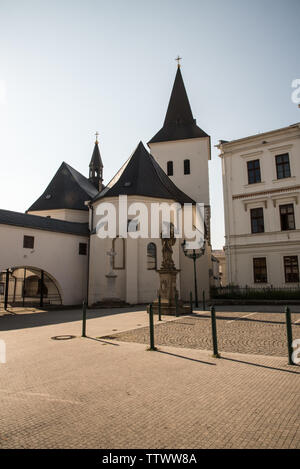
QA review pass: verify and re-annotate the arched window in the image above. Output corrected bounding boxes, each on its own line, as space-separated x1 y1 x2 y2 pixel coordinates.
167 161 173 176
184 159 190 175
147 243 157 270
113 237 125 269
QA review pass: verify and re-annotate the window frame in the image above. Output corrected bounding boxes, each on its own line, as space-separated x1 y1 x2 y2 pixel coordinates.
247 159 261 184
279 204 295 231
253 257 268 283
79 243 87 256
147 242 157 270
284 256 299 283
184 159 190 175
250 207 265 234
275 153 291 180
23 235 34 249
167 161 173 176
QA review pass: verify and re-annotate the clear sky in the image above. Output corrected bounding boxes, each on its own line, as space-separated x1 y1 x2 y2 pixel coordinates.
0 0 299 248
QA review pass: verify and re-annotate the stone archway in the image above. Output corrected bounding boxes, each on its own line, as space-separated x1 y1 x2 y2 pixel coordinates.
0 266 62 309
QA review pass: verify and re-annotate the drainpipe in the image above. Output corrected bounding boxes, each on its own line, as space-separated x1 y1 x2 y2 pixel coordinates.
85 201 94 307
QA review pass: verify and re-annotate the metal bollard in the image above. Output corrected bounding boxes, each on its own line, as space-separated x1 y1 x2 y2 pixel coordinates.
82 300 87 337
285 306 293 365
202 290 206 311
158 294 162 321
148 304 156 351
190 291 193 314
175 291 179 317
210 306 220 358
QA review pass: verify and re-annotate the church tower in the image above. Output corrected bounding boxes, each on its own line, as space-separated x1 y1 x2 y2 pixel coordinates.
89 134 103 191
148 63 211 208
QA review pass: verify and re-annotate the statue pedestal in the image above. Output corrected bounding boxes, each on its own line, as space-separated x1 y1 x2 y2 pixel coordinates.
152 268 187 316
103 273 119 302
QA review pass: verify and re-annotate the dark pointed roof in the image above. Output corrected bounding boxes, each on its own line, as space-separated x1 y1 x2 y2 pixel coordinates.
0 209 89 236
89 141 103 169
148 67 209 144
93 142 195 204
27 162 98 212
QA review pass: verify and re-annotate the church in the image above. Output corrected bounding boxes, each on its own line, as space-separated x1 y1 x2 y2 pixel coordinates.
0 65 212 307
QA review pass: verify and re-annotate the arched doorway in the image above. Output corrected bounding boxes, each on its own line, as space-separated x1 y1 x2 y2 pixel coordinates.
0 266 62 308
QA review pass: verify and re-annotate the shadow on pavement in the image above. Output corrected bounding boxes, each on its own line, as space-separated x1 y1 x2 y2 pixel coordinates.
221 356 299 375
0 305 148 332
86 336 120 346
158 349 216 366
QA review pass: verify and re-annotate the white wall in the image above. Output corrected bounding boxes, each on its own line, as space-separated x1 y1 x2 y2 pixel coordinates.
88 195 210 305
149 137 211 205
27 209 89 223
0 224 88 304
219 123 300 287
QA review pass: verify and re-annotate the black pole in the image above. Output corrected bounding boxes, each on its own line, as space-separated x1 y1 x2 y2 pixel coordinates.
285 306 293 365
40 270 44 308
175 291 179 317
22 268 26 307
202 290 206 311
4 269 9 311
210 305 220 358
148 304 156 350
82 300 87 337
193 253 199 308
158 294 162 321
190 291 193 314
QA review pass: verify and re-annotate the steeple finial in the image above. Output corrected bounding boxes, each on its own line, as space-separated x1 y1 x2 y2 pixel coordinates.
175 55 182 68
89 134 103 192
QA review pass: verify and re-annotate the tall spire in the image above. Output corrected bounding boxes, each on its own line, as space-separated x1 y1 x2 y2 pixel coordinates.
148 65 209 144
163 66 194 127
89 133 103 191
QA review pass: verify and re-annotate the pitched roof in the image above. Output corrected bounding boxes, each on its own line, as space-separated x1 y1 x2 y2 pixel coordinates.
27 162 98 212
93 141 195 204
148 67 209 144
89 141 103 169
0 209 89 236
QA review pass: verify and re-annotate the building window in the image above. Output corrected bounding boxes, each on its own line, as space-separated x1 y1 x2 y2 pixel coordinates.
253 257 267 283
247 159 261 184
23 235 34 249
184 159 190 175
280 204 295 231
276 153 291 179
250 208 264 233
127 219 139 232
167 161 173 176
79 243 87 255
147 243 157 270
284 256 299 283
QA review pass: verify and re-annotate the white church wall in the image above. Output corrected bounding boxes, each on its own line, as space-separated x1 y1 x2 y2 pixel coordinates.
0 224 88 305
89 195 210 305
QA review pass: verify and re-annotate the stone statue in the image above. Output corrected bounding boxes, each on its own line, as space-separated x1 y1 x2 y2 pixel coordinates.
106 248 117 277
161 225 176 270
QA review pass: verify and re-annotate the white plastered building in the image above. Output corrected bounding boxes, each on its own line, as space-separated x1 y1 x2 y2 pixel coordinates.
218 122 300 288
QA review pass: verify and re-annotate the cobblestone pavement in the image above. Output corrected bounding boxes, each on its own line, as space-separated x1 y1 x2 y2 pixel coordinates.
104 311 300 357
0 309 299 449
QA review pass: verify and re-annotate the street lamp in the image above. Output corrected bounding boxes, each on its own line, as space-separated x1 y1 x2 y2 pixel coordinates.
181 239 206 308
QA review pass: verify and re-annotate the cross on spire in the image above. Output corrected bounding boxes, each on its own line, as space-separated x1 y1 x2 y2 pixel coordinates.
175 55 182 68
95 131 99 143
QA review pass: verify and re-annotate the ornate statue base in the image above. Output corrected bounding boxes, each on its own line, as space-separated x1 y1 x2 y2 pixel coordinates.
102 272 120 303
152 268 187 316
